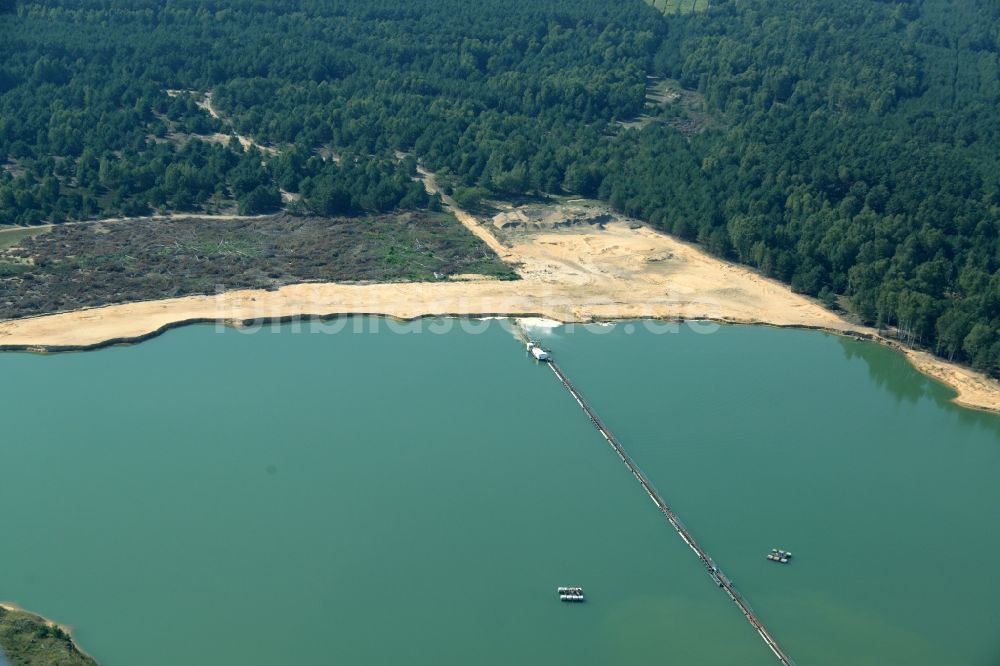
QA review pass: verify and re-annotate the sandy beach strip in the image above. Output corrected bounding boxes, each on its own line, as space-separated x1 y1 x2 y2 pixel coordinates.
1 219 997 413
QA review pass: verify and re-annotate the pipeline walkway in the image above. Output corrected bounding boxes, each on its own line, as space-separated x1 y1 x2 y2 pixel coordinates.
536 346 795 664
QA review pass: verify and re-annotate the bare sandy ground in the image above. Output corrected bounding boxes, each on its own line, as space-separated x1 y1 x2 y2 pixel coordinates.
196 92 276 155
0 219 858 340
896 348 1000 413
3 213 998 411
1 168 998 413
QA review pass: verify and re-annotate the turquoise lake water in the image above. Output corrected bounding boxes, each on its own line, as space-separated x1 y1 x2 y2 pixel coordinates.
0 318 998 664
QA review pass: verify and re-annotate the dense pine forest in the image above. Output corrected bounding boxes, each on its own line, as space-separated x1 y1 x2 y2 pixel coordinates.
0 0 998 375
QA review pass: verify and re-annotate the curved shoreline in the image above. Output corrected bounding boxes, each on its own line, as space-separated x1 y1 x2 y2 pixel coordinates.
0 302 996 414
1 217 997 414
0 602 96 664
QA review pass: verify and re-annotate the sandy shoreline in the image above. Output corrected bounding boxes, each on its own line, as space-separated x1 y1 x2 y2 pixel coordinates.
0 602 94 662
1 191 998 414
0 601 64 628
